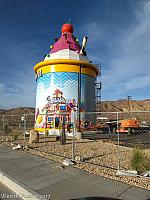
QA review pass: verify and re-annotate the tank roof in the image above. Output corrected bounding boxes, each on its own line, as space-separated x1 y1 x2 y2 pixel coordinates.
50 32 81 54
44 23 89 61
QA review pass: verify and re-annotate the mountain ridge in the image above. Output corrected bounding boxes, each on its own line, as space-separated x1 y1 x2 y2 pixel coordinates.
100 99 150 112
0 99 150 115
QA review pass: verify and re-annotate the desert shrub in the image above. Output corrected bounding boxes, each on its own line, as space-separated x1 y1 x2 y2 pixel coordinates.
3 123 12 135
13 132 20 141
45 130 49 137
131 146 150 175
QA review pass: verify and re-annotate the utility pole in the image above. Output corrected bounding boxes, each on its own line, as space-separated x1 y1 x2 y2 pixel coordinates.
127 95 132 118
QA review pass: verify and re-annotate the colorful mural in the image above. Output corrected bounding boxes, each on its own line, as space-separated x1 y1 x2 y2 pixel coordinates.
35 72 90 114
34 23 99 133
35 88 78 134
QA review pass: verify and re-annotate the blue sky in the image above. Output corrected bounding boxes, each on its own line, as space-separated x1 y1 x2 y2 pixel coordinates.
0 0 150 108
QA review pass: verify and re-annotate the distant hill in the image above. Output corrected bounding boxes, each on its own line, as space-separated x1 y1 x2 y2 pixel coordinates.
0 107 35 115
0 99 150 116
100 99 150 112
0 109 6 115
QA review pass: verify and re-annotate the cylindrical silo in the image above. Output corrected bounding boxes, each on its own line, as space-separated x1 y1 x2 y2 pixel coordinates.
34 23 99 134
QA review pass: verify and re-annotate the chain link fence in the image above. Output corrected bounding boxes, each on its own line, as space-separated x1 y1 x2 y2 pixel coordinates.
0 111 150 172
80 111 150 172
0 114 35 144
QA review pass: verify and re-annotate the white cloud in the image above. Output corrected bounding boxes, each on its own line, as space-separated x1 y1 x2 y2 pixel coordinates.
0 35 37 108
0 79 35 109
125 75 150 91
95 1 150 100
82 23 105 45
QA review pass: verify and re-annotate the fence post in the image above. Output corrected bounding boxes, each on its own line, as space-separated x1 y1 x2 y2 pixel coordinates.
60 114 66 145
12 115 13 129
2 114 5 141
117 112 120 171
23 113 27 148
72 111 76 161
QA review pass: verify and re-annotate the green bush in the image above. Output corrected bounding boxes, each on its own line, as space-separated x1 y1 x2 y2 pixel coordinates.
131 146 150 175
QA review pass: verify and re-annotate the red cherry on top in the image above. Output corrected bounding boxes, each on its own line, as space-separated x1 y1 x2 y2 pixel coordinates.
61 23 74 33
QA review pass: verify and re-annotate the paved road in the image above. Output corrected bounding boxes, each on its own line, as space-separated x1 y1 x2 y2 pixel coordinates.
0 183 21 200
0 144 150 200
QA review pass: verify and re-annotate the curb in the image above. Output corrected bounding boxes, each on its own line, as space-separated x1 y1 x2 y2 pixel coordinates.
0 169 47 200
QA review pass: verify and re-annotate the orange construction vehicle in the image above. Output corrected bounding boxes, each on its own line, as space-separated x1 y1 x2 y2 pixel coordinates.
116 119 149 134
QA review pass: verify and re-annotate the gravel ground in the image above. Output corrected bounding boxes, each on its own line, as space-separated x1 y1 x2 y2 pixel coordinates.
1 136 150 190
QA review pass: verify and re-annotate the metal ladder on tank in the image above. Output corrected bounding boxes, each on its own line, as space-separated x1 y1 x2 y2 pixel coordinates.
95 64 102 113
